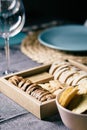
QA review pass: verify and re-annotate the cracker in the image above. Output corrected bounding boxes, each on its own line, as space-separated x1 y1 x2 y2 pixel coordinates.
72 74 87 86
78 80 87 94
8 75 23 86
54 68 69 80
21 81 32 91
26 84 37 93
18 79 26 88
77 78 87 85
66 77 74 86
59 70 76 84
59 86 78 107
38 91 50 101
49 80 64 89
53 64 69 76
49 61 70 75
8 78 17 86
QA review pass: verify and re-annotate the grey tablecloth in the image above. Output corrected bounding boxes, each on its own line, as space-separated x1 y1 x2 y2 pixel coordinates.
0 44 69 130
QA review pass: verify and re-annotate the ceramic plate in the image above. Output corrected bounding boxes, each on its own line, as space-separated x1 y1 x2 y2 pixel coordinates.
0 32 26 47
38 25 87 51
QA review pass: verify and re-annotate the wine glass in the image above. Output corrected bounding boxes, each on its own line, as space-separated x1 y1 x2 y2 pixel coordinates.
0 0 25 75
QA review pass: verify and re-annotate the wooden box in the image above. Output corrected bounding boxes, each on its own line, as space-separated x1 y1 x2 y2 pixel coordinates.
0 64 58 119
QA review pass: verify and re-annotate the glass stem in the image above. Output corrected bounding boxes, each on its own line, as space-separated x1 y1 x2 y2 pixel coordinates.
4 36 10 74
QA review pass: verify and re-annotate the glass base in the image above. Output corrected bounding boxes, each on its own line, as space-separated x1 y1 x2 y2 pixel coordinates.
1 69 17 76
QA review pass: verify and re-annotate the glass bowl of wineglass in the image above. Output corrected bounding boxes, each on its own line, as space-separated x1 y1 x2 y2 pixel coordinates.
0 0 25 75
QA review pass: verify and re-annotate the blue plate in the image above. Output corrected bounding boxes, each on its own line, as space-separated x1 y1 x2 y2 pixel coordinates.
0 32 26 47
38 25 87 51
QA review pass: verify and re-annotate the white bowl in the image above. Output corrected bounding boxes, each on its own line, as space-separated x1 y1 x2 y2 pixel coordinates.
56 92 87 130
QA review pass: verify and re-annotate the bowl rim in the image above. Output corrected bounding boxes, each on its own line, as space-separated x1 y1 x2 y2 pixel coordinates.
56 90 87 117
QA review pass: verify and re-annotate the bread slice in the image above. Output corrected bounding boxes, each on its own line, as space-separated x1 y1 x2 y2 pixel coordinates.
59 70 76 84
54 68 69 80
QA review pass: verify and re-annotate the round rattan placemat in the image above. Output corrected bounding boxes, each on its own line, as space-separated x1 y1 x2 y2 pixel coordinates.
21 30 87 64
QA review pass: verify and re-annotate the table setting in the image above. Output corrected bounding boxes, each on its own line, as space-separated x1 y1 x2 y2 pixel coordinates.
0 0 87 130
21 24 87 65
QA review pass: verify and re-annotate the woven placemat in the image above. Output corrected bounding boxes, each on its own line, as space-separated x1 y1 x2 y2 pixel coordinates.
21 30 87 64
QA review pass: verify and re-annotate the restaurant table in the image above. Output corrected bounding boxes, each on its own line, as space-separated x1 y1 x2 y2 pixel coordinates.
0 40 69 130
